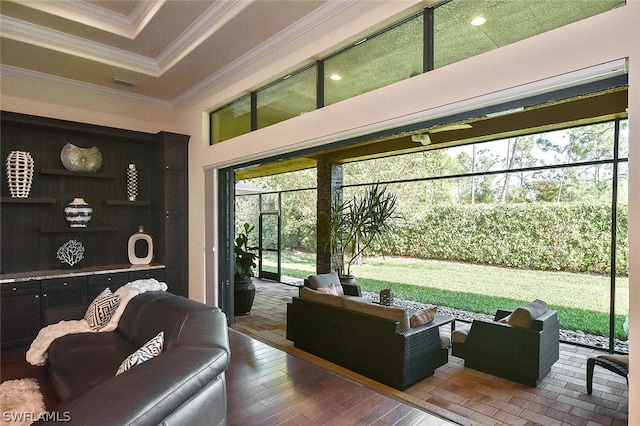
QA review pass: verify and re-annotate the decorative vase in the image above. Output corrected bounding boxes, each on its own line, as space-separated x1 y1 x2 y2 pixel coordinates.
126 164 138 201
60 143 102 172
64 198 92 227
5 151 34 198
128 226 153 265
234 277 256 316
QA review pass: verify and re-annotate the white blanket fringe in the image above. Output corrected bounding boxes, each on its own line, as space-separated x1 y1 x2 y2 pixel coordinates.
26 278 167 366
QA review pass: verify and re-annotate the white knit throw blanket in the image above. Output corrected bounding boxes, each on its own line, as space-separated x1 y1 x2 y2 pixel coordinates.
26 278 167 366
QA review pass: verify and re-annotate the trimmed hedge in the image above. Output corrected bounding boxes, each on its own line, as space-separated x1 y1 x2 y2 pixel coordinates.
389 202 628 276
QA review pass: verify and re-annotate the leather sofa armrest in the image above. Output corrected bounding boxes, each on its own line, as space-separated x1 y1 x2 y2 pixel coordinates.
44 305 87 325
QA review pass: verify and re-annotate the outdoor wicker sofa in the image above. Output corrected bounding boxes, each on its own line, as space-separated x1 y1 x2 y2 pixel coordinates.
286 286 450 390
451 302 560 386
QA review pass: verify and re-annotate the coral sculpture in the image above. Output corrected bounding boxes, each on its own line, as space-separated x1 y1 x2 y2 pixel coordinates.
56 240 85 267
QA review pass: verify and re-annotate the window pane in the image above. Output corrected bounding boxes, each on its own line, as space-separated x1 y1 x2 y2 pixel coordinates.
211 96 251 144
324 14 423 106
257 66 316 129
434 0 622 69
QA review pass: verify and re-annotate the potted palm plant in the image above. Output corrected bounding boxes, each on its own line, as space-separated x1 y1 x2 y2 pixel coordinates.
328 184 398 283
234 222 258 315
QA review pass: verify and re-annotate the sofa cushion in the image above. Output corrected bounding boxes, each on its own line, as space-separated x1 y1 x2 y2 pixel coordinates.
342 297 410 330
502 299 548 328
84 288 121 331
299 287 344 308
307 271 344 296
451 323 472 343
116 331 164 375
48 332 136 400
410 306 438 328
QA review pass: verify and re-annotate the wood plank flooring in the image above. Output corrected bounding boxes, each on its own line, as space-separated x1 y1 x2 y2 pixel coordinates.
227 330 453 425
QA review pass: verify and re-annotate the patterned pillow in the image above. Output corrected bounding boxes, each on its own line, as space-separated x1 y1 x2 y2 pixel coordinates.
116 331 164 376
84 288 121 331
410 306 438 328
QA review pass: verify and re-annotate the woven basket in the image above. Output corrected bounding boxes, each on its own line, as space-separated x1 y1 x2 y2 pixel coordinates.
5 150 34 198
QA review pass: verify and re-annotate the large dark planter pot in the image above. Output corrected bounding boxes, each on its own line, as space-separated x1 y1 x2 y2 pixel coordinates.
339 275 356 286
234 277 256 316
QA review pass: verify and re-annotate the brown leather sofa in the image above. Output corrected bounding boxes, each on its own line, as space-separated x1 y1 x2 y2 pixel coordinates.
36 291 230 425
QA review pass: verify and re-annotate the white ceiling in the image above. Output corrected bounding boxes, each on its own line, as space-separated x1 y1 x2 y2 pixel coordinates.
0 0 350 104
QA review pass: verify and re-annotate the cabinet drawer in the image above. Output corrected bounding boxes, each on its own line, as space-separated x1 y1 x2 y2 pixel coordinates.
129 268 165 282
42 276 87 291
1 281 40 296
88 272 129 299
41 276 87 309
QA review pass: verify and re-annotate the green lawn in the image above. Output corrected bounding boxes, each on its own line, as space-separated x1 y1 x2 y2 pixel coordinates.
272 251 629 339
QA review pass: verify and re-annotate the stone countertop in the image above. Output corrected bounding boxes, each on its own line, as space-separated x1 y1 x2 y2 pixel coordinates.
0 263 165 284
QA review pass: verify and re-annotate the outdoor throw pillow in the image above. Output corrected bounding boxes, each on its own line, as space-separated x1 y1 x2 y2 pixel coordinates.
116 331 164 375
410 306 438 328
501 299 548 328
316 283 339 295
307 271 345 296
84 288 121 331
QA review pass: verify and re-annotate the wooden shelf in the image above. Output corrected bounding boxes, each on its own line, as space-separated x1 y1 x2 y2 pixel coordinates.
40 168 116 179
40 226 118 233
1 197 56 204
104 200 151 206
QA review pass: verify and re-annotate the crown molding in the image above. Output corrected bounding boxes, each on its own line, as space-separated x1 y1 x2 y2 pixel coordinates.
1 64 172 109
2 0 256 77
8 0 165 39
1 15 159 74
156 0 250 71
174 0 359 107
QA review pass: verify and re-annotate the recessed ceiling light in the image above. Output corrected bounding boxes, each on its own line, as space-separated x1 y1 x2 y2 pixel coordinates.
471 16 486 26
330 74 342 81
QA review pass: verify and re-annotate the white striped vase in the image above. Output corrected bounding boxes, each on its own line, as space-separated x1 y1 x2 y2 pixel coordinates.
64 198 92 227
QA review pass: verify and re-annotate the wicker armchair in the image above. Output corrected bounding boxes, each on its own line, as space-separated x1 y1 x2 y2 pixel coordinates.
452 309 560 386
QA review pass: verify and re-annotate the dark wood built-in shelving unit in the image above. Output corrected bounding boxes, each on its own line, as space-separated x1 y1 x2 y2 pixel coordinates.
1 111 189 285
1 111 190 348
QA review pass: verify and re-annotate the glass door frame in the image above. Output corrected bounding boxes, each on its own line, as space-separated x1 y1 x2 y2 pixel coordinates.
258 193 281 282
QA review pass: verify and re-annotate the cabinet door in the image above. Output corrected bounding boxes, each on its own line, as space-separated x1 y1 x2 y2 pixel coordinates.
1 282 41 348
87 272 129 299
41 276 88 313
129 268 165 282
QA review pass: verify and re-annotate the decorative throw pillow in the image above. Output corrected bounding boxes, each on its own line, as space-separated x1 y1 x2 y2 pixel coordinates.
410 306 438 328
84 288 121 331
503 299 548 328
116 331 164 376
316 283 339 296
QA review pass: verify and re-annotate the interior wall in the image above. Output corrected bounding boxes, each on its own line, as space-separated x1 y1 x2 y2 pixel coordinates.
175 3 639 421
0 71 176 134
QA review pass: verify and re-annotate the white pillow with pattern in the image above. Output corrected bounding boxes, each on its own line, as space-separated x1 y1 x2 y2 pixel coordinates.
116 331 164 376
84 288 121 331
